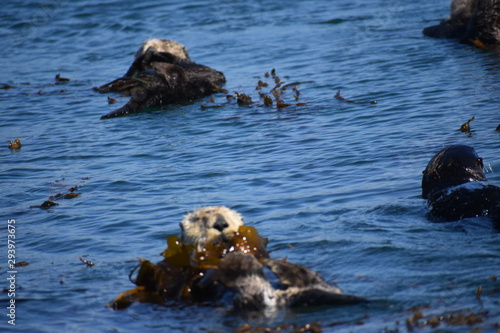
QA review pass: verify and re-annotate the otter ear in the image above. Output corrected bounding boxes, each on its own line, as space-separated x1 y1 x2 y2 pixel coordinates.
179 222 184 232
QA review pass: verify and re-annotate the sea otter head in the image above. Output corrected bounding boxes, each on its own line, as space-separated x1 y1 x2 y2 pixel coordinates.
135 39 190 61
450 0 475 24
422 145 487 199
180 206 244 247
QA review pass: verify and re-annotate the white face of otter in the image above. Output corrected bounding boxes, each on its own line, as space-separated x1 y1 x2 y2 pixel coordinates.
180 206 244 247
450 0 474 20
135 39 190 61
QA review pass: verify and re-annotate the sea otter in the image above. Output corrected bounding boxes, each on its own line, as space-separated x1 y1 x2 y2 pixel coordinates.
180 207 367 312
95 39 226 119
110 206 367 313
422 145 500 224
179 206 244 249
423 0 500 48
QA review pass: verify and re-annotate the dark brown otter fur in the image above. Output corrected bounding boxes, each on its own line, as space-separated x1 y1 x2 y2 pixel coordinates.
422 145 500 224
423 0 500 48
95 40 225 119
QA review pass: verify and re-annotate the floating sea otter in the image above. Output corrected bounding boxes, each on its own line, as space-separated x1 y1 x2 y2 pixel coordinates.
95 39 226 119
422 145 500 225
110 206 366 315
423 0 500 49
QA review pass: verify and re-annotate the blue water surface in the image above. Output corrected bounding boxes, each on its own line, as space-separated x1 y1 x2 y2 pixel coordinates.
1 0 499 332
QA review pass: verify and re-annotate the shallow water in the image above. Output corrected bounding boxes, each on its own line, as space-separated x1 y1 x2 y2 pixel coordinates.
1 0 500 332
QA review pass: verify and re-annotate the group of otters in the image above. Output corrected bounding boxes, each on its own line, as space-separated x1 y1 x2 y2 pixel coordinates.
102 0 500 316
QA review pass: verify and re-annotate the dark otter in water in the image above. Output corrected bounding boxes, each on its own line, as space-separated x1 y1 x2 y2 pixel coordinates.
422 145 500 224
95 39 226 119
423 0 500 48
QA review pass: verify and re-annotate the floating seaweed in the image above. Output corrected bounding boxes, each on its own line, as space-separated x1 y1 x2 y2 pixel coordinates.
459 116 475 133
107 96 118 104
31 179 87 209
30 200 59 209
235 92 254 106
335 90 377 104
55 74 70 82
255 80 268 90
14 261 29 267
41 200 59 208
293 85 300 100
271 87 289 108
476 285 483 299
269 76 313 108
201 69 312 110
259 92 273 106
109 225 268 310
7 138 22 150
405 309 487 331
64 192 80 199
79 256 94 267
49 192 81 200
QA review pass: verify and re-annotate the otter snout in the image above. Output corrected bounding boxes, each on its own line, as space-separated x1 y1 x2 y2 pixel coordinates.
180 206 244 246
213 216 229 232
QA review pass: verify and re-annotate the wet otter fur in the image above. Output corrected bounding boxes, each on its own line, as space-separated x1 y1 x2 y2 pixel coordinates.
117 206 366 314
423 0 500 48
95 39 226 119
180 206 244 249
181 207 367 315
422 145 500 224
218 252 366 318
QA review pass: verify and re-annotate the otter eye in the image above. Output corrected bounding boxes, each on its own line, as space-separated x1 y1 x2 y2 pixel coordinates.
213 216 229 232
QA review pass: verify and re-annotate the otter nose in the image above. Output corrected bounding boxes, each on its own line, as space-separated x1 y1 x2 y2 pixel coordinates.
213 216 229 232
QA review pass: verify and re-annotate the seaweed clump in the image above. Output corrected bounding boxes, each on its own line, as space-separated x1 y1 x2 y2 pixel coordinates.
109 225 268 310
334 90 377 104
30 179 87 209
459 116 475 134
405 309 488 331
202 68 312 110
7 138 22 150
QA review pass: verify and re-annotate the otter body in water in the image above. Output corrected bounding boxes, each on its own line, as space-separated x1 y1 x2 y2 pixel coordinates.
422 145 500 225
95 39 225 119
219 252 366 318
180 207 366 313
110 206 367 314
423 0 500 48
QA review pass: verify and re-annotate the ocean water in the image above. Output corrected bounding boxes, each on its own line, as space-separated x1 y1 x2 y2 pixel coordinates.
1 0 499 332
